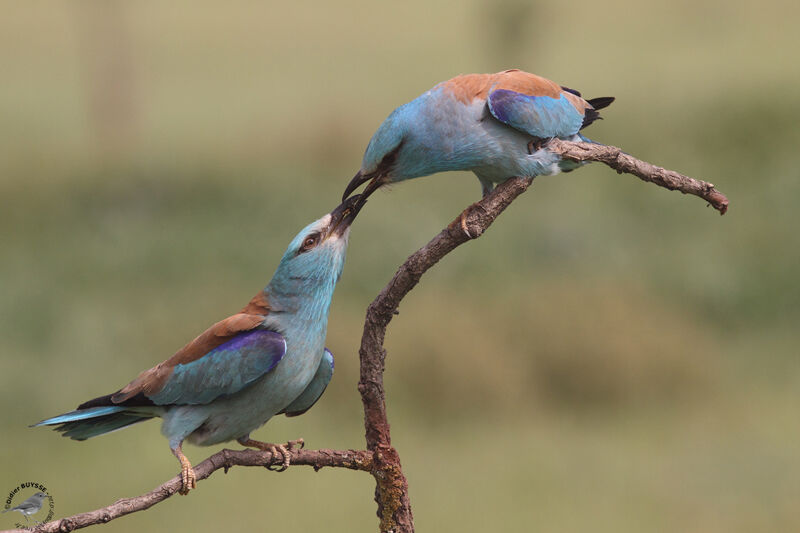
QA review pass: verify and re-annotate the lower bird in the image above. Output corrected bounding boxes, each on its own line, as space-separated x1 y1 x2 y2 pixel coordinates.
34 196 363 494
343 69 614 202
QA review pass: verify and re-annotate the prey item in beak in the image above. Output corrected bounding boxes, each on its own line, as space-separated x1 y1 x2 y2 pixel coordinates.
328 193 366 237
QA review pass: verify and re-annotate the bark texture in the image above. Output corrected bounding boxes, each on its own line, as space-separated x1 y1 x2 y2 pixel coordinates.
549 139 728 214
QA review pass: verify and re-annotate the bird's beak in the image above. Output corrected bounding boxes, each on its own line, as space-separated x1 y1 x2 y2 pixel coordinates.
342 170 386 208
342 171 371 202
328 193 366 237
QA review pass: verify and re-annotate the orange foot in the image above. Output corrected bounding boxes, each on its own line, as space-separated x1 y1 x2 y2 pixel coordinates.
456 202 488 239
238 437 305 472
171 445 197 495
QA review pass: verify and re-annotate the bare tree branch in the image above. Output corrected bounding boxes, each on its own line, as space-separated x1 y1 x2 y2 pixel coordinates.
549 139 729 214
6 448 371 533
347 139 731 531
356 176 535 533
5 143 729 533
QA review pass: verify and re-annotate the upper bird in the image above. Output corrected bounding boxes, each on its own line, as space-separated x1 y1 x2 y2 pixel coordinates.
34 195 363 495
343 69 613 201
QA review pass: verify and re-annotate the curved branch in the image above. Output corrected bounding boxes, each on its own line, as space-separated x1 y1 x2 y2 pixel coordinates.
6 144 728 533
357 176 535 533
351 140 730 530
549 139 729 214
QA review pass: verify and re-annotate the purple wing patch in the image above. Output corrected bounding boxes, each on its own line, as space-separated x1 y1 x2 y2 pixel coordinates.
487 89 584 138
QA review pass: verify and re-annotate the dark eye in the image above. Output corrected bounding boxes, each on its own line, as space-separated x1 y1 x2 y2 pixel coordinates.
299 233 320 253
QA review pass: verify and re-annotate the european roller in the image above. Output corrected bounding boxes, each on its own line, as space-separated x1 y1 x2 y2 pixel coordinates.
34 196 363 494
343 69 614 202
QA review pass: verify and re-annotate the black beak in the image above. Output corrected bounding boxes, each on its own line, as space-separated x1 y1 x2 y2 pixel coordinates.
342 170 371 202
328 193 366 236
342 170 386 210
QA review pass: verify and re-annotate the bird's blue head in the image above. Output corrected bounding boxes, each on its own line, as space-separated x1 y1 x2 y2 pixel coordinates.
341 93 436 202
266 195 364 306
360 104 410 177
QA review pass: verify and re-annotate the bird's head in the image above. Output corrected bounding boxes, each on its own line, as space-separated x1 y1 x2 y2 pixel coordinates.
342 103 412 203
268 194 365 298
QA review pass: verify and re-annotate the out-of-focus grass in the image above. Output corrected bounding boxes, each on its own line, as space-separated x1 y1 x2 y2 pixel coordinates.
1 0 798 531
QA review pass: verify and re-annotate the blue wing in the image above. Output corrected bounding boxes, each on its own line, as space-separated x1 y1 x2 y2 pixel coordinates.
280 348 334 417
148 329 287 405
487 89 584 139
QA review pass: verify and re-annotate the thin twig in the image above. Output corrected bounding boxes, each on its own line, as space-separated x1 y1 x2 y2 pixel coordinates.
549 139 729 214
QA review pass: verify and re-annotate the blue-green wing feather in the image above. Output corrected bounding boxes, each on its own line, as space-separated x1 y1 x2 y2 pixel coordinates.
280 348 334 417
149 329 286 405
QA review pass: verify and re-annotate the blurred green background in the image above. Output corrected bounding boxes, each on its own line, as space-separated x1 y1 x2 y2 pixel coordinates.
1 1 798 531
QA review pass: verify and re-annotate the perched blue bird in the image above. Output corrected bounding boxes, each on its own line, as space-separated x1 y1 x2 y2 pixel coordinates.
34 196 363 494
343 69 614 201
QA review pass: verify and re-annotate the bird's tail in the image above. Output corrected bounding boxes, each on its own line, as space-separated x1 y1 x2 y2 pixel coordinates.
33 401 158 440
580 96 615 130
588 96 615 110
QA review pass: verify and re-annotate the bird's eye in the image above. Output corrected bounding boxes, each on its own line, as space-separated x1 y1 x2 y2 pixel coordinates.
299 233 320 253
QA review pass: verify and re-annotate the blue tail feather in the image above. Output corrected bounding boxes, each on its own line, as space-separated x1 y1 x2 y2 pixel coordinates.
58 413 152 440
34 406 156 440
34 406 127 426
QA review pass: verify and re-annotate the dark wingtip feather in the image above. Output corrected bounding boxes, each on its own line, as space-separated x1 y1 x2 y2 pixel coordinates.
587 96 615 110
581 96 615 130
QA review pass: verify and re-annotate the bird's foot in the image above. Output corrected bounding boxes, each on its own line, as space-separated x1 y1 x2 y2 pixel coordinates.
459 212 474 239
238 437 304 472
173 448 197 495
457 202 490 240
266 438 305 471
287 437 305 450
